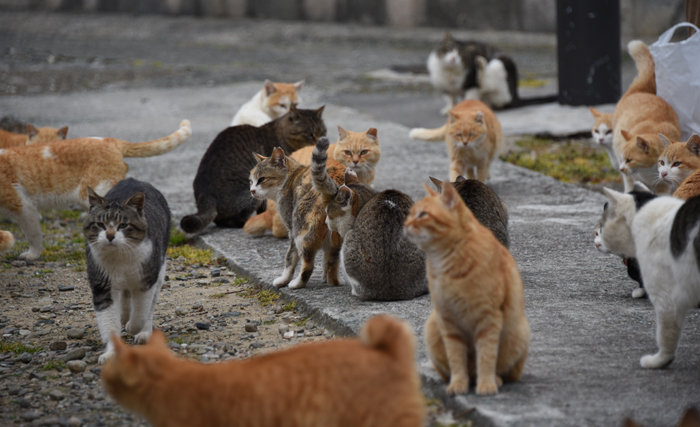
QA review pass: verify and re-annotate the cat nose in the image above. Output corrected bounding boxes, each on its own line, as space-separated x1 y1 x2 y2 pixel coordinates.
106 233 115 242
250 189 256 195
661 171 667 178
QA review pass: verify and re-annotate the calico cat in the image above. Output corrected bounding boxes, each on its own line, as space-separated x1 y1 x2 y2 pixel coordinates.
675 169 700 200
613 41 681 193
244 126 381 239
427 33 497 115
404 182 530 395
594 221 646 299
429 176 509 248
310 137 427 301
658 134 700 190
601 186 700 368
0 124 68 148
102 315 425 427
0 230 14 252
231 80 304 127
83 178 171 365
590 107 617 169
249 146 344 289
410 99 503 182
181 105 326 234
0 120 190 260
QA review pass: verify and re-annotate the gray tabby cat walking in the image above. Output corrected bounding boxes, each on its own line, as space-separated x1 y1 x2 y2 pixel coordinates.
83 178 171 365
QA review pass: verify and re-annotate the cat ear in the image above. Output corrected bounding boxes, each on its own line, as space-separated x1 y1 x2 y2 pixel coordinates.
147 330 168 349
602 187 625 209
685 134 700 156
88 187 106 207
294 80 305 91
448 111 460 123
620 129 633 141
109 334 142 388
475 55 488 69
125 192 146 212
633 182 652 193
337 125 348 141
658 133 673 148
26 124 38 139
423 182 438 197
440 181 460 209
315 105 325 117
344 168 359 184
474 111 484 124
264 80 276 96
270 147 288 168
589 107 602 118
455 175 467 183
252 152 267 163
635 136 650 154
443 32 454 42
366 128 378 143
429 176 443 193
337 185 353 207
57 126 68 139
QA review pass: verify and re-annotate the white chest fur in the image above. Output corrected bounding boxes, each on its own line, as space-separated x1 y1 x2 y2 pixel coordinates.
88 237 154 290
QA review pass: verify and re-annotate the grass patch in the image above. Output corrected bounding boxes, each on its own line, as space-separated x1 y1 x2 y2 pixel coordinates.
0 341 42 355
262 319 277 325
232 276 248 286
241 286 280 307
209 293 226 299
167 245 215 266
293 317 308 327
500 136 620 184
169 227 187 246
282 301 296 312
37 361 66 372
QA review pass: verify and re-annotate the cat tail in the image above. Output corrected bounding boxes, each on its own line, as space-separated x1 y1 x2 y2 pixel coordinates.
244 200 276 237
408 124 447 142
0 231 15 253
360 315 416 367
310 137 339 200
119 120 192 157
626 41 656 96
180 195 217 234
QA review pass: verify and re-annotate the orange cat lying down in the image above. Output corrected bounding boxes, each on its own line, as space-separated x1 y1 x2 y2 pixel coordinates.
0 124 68 148
102 315 425 427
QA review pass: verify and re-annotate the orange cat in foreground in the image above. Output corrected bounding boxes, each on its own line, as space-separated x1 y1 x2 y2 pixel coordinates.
102 315 425 427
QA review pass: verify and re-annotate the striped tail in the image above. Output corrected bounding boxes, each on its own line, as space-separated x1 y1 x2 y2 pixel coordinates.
180 195 217 234
311 137 340 201
119 120 192 158
0 231 15 253
409 123 447 141
626 41 656 96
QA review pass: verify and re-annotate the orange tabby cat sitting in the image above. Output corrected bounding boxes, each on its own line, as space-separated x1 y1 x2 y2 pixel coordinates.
404 181 529 396
102 315 425 427
0 120 191 260
244 126 381 238
0 124 68 148
409 99 502 182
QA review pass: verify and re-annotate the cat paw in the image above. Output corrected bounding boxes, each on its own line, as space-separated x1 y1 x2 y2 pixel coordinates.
288 277 307 289
273 276 290 288
476 380 499 396
19 249 41 261
315 137 329 152
98 351 115 365
640 353 674 369
133 331 151 345
124 320 142 336
632 288 647 299
446 378 469 395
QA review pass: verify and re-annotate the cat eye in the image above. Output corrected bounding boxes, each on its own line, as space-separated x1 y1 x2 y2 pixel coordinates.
672 162 682 167
257 177 266 185
605 130 612 134
117 224 128 231
344 151 352 156
96 223 106 230
454 133 463 139
625 158 631 163
417 211 428 218
659 160 665 166
360 150 369 156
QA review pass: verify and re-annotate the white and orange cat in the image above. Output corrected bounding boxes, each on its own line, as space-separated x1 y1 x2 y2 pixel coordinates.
404 181 530 396
102 315 425 427
409 99 502 182
657 134 700 191
231 80 304 127
590 107 616 169
0 120 191 260
0 124 68 149
613 41 681 193
244 126 381 238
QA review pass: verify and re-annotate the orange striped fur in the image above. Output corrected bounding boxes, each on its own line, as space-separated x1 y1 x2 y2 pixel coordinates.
0 124 68 149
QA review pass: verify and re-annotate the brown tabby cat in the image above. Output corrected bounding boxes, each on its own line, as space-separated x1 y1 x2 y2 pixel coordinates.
674 168 700 200
0 120 191 260
409 99 502 182
245 126 380 238
102 316 425 427
0 124 68 148
657 134 700 190
404 181 530 396
248 147 345 289
613 40 681 193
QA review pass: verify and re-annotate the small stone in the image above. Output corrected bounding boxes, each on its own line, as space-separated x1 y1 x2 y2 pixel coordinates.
18 329 31 336
278 324 290 334
16 352 33 363
283 331 294 339
175 307 187 316
21 411 41 422
39 306 52 313
49 341 67 351
192 302 203 311
57 285 74 292
82 372 96 381
49 389 66 400
11 260 26 268
210 267 221 277
220 311 241 318
66 360 87 373
249 342 264 349
16 398 31 408
68 416 82 426
8 388 20 395
244 323 258 333
195 323 210 331
275 306 284 314
66 328 84 339
64 348 86 362
31 307 40 313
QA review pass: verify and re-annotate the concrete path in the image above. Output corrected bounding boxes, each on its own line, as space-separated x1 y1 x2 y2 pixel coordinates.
2 82 699 427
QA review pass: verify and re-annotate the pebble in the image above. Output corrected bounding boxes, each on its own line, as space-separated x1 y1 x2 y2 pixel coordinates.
66 328 85 339
195 322 210 331
9 387 20 396
16 398 31 408
68 416 82 426
19 329 31 336
192 302 203 311
57 285 74 292
21 411 42 422
244 322 258 333
11 260 27 268
278 324 290 334
250 342 264 349
16 352 33 363
283 331 295 339
39 306 53 313
31 307 40 312
49 341 67 351
64 348 86 362
175 307 187 316
82 372 96 381
220 311 241 318
210 267 221 277
66 360 87 373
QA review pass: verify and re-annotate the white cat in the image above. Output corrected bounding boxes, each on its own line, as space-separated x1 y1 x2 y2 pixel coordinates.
601 185 700 368
427 48 466 115
594 221 646 299
231 80 304 127
472 56 513 110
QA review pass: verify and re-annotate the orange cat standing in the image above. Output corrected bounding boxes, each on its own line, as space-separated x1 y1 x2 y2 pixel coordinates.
0 120 191 260
404 181 529 396
0 124 68 148
102 315 425 427
409 99 502 182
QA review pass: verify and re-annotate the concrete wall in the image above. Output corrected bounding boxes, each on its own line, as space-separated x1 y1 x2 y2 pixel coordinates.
0 0 686 38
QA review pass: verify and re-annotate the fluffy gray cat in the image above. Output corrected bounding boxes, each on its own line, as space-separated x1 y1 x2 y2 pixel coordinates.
83 178 171 364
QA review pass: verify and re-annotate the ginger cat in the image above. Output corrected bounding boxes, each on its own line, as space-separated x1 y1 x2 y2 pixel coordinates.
404 181 529 396
102 316 425 427
409 99 502 182
613 40 681 193
231 80 304 127
658 134 700 190
245 126 381 238
674 168 700 200
0 124 68 148
0 120 191 260
249 146 345 289
589 107 616 169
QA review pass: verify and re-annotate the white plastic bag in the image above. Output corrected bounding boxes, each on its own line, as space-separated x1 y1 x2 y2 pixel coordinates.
649 23 700 140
